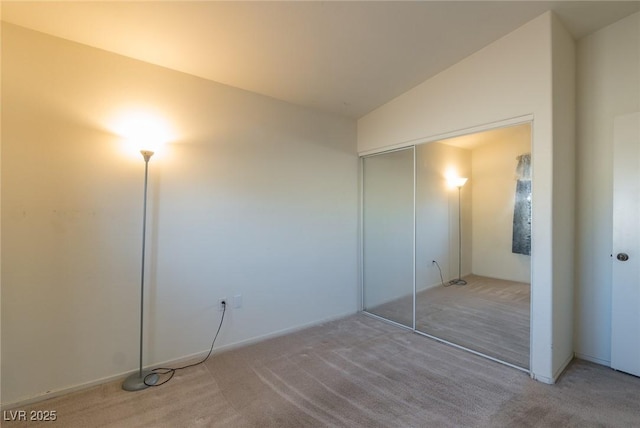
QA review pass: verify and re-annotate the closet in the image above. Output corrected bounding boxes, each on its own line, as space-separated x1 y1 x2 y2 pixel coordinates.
362 123 532 370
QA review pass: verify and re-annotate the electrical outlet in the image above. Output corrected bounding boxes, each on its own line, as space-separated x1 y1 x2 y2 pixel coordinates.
218 299 227 312
233 294 243 309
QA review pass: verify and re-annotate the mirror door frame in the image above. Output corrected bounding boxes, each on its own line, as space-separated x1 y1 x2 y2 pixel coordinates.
360 115 534 373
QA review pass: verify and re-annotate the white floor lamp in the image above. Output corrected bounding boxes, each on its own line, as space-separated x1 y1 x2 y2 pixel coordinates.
449 177 468 286
123 150 159 391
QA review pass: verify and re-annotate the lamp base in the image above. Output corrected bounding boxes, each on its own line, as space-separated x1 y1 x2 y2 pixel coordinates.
122 370 159 391
449 278 468 286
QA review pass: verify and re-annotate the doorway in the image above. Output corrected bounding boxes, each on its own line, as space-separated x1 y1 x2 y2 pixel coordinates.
611 112 640 377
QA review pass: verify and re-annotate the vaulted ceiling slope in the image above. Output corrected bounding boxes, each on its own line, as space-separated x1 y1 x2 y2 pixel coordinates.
2 1 639 118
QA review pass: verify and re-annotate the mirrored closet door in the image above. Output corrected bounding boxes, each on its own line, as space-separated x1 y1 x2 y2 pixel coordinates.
362 124 532 370
362 147 414 328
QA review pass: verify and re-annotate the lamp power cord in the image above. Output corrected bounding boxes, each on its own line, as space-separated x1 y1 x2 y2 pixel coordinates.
143 301 226 387
432 260 451 287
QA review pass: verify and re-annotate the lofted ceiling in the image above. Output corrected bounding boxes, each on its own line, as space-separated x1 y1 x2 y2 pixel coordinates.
2 1 639 118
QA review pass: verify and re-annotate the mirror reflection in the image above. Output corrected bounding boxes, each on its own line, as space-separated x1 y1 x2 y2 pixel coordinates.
362 147 414 328
415 123 531 369
361 123 532 370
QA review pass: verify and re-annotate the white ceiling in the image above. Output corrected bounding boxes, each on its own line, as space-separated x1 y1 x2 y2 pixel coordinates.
2 1 639 118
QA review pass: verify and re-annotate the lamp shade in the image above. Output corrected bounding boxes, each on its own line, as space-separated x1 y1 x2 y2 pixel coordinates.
110 110 173 159
448 176 468 188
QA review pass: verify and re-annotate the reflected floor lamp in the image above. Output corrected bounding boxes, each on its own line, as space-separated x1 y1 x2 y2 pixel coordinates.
449 177 468 286
123 150 160 391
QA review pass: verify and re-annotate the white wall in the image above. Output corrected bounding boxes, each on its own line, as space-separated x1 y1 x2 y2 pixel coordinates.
471 129 531 283
1 23 359 405
358 12 574 383
575 12 640 365
550 13 577 375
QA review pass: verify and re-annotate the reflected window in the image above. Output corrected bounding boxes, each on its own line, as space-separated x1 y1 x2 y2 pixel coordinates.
512 153 532 256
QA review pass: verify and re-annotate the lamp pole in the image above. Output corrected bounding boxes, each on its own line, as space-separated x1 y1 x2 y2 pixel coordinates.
449 179 468 286
123 150 159 391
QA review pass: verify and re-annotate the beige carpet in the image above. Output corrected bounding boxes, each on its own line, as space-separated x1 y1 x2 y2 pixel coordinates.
368 274 530 369
4 314 640 427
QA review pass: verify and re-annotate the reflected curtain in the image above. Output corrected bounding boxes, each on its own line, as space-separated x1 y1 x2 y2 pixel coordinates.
512 153 531 255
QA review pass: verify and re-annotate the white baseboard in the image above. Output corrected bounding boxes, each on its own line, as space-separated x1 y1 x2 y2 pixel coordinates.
530 353 575 385
531 372 555 384
417 280 446 293
209 309 358 355
574 352 611 367
1 309 357 411
552 352 575 382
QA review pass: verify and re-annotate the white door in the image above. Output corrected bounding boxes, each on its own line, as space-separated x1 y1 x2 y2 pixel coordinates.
612 112 640 377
